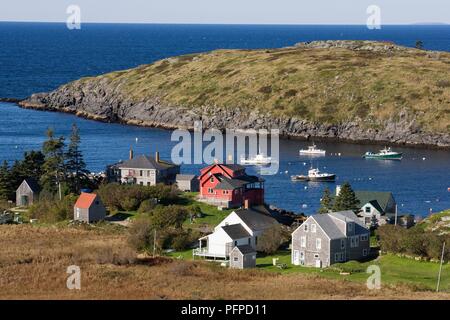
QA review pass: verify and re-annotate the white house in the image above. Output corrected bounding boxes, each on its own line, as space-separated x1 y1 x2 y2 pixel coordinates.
193 205 277 260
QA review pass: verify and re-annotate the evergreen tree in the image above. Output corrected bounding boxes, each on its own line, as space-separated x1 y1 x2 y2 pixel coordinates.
65 124 89 192
318 187 333 214
40 128 66 194
20 151 45 181
415 40 424 50
0 161 11 200
333 182 360 212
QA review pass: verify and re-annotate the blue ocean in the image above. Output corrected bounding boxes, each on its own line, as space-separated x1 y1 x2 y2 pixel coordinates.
0 23 449 216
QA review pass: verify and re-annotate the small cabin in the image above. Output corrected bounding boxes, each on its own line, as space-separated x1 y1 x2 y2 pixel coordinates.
176 174 199 192
74 193 106 224
229 245 257 269
16 178 41 207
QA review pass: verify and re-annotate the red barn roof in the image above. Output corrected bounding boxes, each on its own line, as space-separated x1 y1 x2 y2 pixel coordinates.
75 193 98 209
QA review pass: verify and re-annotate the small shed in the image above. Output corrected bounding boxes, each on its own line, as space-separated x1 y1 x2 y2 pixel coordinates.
229 245 257 269
176 174 199 192
16 178 41 207
74 193 106 223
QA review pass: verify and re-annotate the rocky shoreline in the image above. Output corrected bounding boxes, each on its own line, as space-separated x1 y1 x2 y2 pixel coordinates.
17 91 450 149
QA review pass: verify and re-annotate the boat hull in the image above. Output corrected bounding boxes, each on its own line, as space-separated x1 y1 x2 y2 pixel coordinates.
291 174 336 182
363 153 403 160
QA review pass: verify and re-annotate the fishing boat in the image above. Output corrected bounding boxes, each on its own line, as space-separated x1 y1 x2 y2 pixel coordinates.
363 147 403 160
299 144 326 156
240 153 272 165
291 168 336 182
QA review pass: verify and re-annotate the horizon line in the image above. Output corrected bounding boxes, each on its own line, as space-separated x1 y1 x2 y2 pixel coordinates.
0 20 448 26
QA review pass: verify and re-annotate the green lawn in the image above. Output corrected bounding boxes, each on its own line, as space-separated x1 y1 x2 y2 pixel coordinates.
178 192 233 228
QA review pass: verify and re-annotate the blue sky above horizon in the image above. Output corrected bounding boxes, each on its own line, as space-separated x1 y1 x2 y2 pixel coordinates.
0 0 449 25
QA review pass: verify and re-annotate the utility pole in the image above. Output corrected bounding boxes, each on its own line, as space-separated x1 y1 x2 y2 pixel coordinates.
436 242 446 292
153 229 157 257
394 204 398 226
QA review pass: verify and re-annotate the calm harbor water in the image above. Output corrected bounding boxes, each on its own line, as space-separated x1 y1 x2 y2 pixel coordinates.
0 23 449 216
0 102 449 217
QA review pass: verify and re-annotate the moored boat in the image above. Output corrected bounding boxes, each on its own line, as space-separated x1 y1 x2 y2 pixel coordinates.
291 168 336 182
363 147 403 160
240 153 272 165
299 144 326 156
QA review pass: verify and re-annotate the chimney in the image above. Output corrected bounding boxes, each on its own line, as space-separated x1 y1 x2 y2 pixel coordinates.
336 185 341 196
244 199 250 209
129 147 134 160
155 151 160 163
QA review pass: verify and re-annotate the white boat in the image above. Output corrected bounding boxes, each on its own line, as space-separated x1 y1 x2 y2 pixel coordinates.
291 168 336 182
299 144 326 156
240 153 272 165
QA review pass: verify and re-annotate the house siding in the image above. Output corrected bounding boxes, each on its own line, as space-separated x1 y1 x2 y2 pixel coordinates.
229 250 256 269
16 181 38 207
74 197 106 223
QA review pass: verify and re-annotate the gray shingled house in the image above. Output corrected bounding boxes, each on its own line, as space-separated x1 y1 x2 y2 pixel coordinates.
291 211 370 268
16 178 41 207
176 174 199 192
229 245 257 269
108 151 180 186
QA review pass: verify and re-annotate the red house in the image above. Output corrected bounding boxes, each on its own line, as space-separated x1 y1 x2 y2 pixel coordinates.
198 164 265 208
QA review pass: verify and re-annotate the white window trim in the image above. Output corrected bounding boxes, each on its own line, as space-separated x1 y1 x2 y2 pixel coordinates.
300 236 306 248
316 238 322 250
311 224 317 233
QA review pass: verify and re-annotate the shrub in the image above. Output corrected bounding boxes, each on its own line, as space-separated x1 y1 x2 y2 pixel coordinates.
28 194 78 223
257 224 284 255
150 205 189 230
127 217 157 253
138 199 158 214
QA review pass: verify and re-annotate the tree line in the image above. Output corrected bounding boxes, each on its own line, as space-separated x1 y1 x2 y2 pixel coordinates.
0 124 90 202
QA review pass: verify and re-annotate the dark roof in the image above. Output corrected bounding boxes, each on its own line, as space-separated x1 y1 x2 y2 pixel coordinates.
214 174 264 190
311 214 345 240
176 174 197 181
222 164 245 171
355 191 394 213
367 200 384 214
117 155 178 170
21 178 41 193
311 211 368 240
234 208 277 231
222 224 251 239
232 245 256 255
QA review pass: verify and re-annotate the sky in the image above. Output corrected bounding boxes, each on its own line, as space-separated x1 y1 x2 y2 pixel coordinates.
0 0 449 25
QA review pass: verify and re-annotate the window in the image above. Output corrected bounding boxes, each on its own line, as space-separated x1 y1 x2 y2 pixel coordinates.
311 224 317 233
234 241 238 246
252 255 256 260
300 236 306 248
314 254 319 258
350 237 355 248
248 238 251 245
234 257 238 262
304 224 308 232
335 253 340 262
360 234 369 241
365 206 371 213
335 252 344 262
210 177 214 183
316 238 322 250
255 236 258 246
147 182 151 186
140 182 143 186
208 188 213 194
365 217 371 224
140 170 143 177
355 236 359 247
363 249 368 257
348 222 353 232
341 239 345 249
